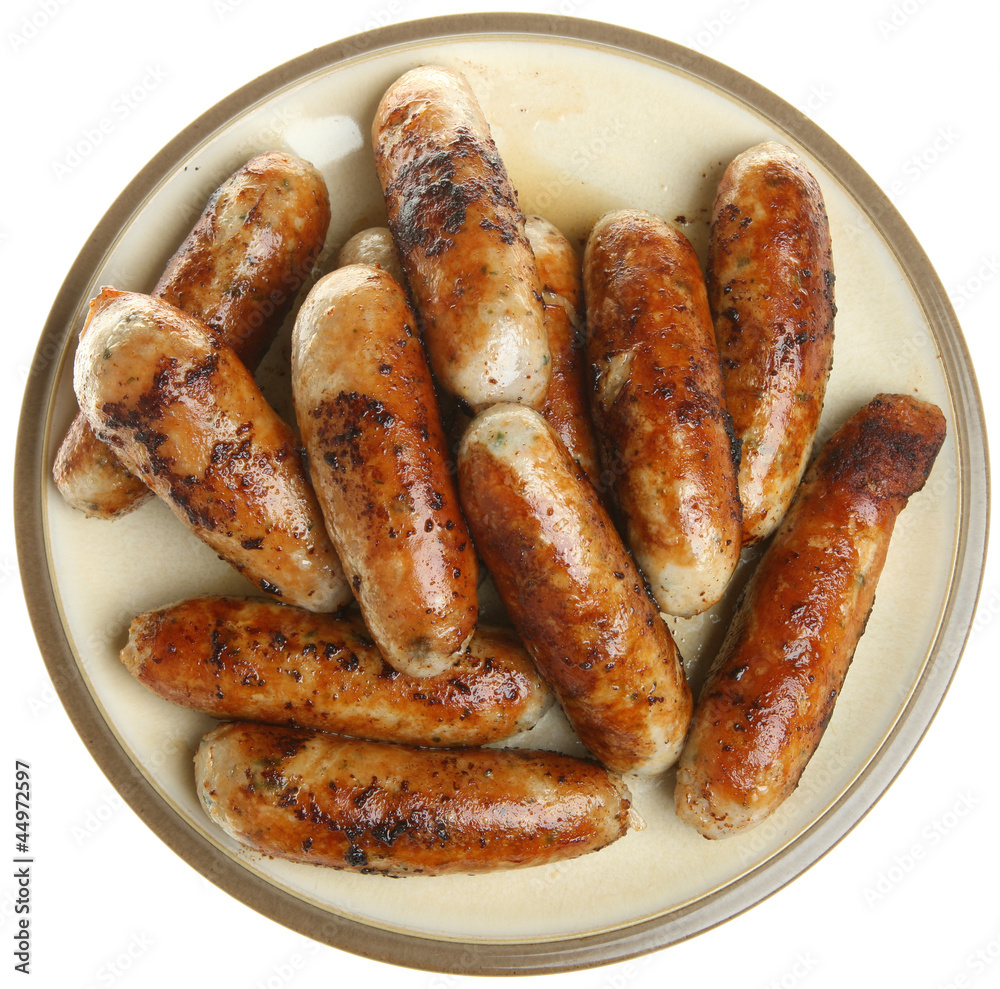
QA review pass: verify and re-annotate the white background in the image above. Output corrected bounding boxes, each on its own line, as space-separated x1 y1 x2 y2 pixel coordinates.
4 0 998 987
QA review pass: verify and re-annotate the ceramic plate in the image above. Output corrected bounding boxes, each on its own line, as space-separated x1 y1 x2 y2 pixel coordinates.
14 13 988 976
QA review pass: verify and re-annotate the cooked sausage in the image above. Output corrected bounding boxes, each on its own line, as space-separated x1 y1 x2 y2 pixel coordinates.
52 410 150 518
336 226 405 284
196 722 633 876
457 403 692 776
526 215 602 488
73 288 349 612
53 151 331 520
291 265 478 675
584 209 741 617
121 595 551 746
707 142 836 545
372 64 550 412
675 394 946 838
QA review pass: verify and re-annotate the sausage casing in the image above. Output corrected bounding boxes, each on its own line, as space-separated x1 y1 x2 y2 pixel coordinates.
336 226 405 284
526 215 602 488
458 403 692 776
53 151 332 519
584 209 741 617
674 394 946 838
196 722 632 876
73 288 349 613
121 595 551 746
372 64 550 411
292 265 478 675
707 142 836 545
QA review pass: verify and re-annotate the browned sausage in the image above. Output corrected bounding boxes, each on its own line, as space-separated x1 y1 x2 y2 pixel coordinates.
707 142 836 545
73 288 349 612
291 265 478 675
53 151 331 519
526 215 602 488
52 411 150 518
336 226 405 284
675 394 946 838
372 65 550 411
196 722 633 876
457 403 692 776
121 596 551 746
584 209 741 617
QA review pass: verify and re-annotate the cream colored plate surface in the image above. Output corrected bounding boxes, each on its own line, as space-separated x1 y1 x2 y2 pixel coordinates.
19 15 985 973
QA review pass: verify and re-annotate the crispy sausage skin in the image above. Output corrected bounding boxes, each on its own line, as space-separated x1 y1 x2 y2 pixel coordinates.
53 151 331 520
52 411 150 519
526 215 602 488
336 226 405 284
292 265 478 676
196 722 632 876
675 394 946 838
458 404 692 776
584 209 741 617
372 65 550 412
73 288 349 613
708 142 836 545
121 596 551 746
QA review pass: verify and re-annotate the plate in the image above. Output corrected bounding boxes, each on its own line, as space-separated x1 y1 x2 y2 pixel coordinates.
14 12 988 975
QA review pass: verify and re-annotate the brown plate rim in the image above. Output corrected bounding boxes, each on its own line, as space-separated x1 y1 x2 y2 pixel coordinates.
14 11 990 976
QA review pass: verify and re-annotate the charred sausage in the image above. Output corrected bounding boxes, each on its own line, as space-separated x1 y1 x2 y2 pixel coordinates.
675 394 946 838
291 265 478 675
372 64 550 411
584 209 741 617
196 722 633 876
458 403 692 776
53 151 331 519
707 142 836 544
121 595 551 746
73 288 349 612
526 215 602 488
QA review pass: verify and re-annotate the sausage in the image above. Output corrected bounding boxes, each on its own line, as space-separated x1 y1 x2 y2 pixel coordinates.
73 288 349 613
196 722 633 876
336 226 405 284
121 595 551 746
525 215 602 488
674 394 946 838
372 64 550 412
707 142 836 545
457 403 692 776
51 411 150 518
291 265 478 675
53 151 332 520
583 209 742 617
